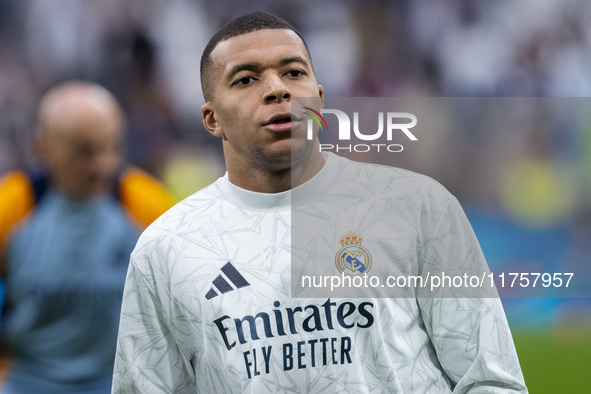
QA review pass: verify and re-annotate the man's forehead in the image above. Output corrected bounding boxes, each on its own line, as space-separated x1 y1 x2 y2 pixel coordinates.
210 29 309 71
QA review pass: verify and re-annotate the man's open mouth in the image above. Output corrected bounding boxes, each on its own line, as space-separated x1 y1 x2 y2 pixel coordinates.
272 117 291 124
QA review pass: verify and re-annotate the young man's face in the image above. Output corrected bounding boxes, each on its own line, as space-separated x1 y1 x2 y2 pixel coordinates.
202 29 323 175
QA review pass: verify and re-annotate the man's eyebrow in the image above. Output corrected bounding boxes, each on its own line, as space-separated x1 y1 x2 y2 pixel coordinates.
226 56 310 81
227 63 260 80
279 56 309 67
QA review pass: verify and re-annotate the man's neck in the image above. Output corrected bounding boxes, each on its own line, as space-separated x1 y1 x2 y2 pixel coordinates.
226 152 325 193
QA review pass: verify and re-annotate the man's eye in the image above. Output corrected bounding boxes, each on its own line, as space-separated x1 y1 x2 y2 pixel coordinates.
233 76 255 86
287 70 305 78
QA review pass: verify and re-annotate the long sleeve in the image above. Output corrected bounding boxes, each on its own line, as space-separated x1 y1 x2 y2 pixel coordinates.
419 297 527 393
417 186 527 393
112 250 195 394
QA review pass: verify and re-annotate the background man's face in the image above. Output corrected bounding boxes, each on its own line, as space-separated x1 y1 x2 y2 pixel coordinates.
40 98 123 200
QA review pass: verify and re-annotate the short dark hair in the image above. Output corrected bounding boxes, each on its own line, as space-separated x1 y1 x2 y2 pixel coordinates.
200 11 312 102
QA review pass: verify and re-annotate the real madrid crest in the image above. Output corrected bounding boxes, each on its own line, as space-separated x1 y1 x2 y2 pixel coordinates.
335 231 372 276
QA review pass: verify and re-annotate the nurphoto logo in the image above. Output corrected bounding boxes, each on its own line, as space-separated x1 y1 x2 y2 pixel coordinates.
304 107 418 153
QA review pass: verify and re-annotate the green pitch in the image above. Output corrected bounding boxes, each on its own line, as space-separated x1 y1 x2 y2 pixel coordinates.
513 329 591 393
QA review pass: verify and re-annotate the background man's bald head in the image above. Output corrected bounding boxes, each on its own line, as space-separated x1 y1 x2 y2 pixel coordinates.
38 81 124 140
36 81 125 200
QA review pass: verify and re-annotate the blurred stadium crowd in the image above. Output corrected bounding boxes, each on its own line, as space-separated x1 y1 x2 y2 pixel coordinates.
0 0 590 323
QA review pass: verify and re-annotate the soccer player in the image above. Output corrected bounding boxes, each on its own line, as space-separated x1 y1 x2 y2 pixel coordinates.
0 81 174 393
112 12 527 393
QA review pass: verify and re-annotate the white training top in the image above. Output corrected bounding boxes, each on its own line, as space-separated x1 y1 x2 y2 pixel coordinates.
112 153 527 393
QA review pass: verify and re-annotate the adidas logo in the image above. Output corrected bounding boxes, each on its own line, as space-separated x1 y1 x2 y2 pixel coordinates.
205 262 250 300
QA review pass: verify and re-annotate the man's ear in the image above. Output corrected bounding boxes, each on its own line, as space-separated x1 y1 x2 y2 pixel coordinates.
318 84 324 108
201 103 223 138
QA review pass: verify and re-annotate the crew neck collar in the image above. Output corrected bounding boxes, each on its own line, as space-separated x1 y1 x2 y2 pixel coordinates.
216 153 345 212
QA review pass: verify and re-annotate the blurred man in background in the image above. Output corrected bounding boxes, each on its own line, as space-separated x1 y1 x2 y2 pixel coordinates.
0 81 174 393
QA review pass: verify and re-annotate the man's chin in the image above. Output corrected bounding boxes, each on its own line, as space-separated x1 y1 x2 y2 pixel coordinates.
250 137 318 174
290 137 319 163
70 181 111 200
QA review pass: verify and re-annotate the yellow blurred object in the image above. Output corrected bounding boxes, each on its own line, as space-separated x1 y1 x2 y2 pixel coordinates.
161 148 224 202
0 171 36 253
118 167 176 229
499 157 577 228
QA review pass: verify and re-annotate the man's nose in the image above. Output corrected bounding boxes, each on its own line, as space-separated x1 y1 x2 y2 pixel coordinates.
263 74 291 104
90 148 120 176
